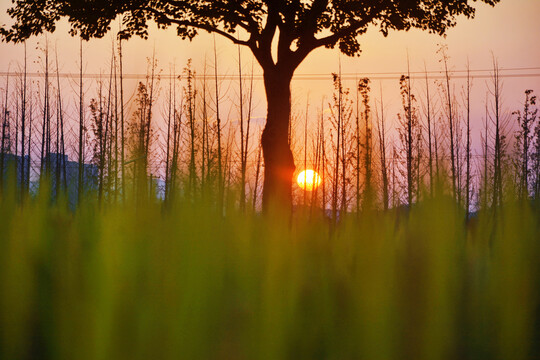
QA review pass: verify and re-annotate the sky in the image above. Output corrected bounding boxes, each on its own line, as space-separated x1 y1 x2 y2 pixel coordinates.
0 0 539 166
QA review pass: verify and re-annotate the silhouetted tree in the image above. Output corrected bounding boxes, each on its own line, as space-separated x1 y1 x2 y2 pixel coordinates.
534 108 540 200
39 40 52 182
464 62 472 216
311 102 324 215
253 137 262 212
0 68 10 192
329 70 353 220
491 59 504 208
513 90 537 199
238 47 254 211
358 77 372 208
397 75 420 205
183 60 197 196
479 98 491 209
118 32 126 200
213 36 224 210
423 65 434 197
439 46 457 202
54 45 67 198
0 0 502 212
169 82 183 202
164 65 174 203
376 87 389 211
89 78 107 202
127 82 155 198
19 42 27 198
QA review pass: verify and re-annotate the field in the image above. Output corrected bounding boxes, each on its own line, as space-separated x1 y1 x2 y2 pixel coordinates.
1 181 539 359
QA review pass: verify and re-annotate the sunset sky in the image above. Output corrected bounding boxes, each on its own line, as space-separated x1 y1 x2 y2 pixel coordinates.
1 0 539 164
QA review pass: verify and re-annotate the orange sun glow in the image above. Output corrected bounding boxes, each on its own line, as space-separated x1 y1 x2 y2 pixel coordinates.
297 169 322 191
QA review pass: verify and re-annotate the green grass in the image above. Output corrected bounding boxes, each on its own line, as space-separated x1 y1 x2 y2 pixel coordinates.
0 187 539 359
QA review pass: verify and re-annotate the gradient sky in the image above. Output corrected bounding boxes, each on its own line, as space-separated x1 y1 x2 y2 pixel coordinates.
1 0 539 166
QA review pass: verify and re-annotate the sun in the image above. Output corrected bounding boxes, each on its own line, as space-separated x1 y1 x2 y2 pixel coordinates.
297 169 322 191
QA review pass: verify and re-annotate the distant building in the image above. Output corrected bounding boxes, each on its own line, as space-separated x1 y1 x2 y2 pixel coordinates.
42 153 98 206
150 176 166 200
1 152 98 207
0 153 30 189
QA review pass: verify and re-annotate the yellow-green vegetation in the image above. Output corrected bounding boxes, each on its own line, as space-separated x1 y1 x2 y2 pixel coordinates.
0 187 539 360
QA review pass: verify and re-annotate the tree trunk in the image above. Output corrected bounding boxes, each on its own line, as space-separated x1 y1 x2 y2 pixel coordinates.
261 68 295 213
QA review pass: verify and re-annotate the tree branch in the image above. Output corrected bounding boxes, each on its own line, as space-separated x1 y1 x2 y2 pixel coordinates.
145 7 251 46
313 19 370 49
162 0 260 35
255 4 279 68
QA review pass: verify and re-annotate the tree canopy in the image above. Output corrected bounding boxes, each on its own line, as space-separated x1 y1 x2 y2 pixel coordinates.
2 0 499 70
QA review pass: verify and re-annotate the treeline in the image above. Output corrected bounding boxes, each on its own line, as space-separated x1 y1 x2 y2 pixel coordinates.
0 38 262 211
290 49 539 219
0 40 538 216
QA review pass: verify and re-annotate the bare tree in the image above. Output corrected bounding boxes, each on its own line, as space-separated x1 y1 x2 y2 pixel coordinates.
331 71 342 222
112 40 119 202
439 46 457 202
0 67 10 192
26 88 32 195
144 49 157 175
358 77 372 209
465 61 472 216
78 38 85 202
376 86 389 211
39 39 53 182
237 45 253 211
311 103 324 215
397 73 419 206
184 60 197 196
491 58 504 208
165 64 174 202
514 90 537 199
329 67 353 220
533 104 540 200
423 64 434 197
253 136 262 212
19 42 27 198
118 30 126 200
213 36 223 209
479 98 491 210
169 84 183 202
200 58 208 191
302 94 309 206
244 61 254 207
54 44 67 197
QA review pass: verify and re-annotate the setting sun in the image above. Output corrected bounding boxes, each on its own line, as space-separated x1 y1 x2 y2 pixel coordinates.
297 170 322 191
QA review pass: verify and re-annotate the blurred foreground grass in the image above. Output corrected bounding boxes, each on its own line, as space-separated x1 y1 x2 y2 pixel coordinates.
0 188 539 359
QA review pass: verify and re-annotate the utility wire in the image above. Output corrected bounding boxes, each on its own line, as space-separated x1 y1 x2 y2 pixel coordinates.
1 66 539 81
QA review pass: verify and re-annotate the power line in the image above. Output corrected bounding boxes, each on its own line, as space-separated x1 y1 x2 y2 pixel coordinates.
294 67 540 75
1 66 539 81
290 74 540 81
